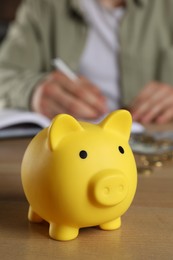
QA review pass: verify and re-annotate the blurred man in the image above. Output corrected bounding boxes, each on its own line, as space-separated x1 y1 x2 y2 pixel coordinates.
0 0 173 123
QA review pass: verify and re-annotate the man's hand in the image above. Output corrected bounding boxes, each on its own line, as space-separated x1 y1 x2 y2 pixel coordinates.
130 81 173 124
31 71 108 119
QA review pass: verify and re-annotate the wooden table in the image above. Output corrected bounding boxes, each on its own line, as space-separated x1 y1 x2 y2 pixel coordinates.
0 135 173 259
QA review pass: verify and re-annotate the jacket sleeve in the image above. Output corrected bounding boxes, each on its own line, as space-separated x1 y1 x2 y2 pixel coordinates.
0 0 52 110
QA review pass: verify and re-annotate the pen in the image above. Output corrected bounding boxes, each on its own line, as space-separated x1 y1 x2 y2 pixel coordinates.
52 58 78 81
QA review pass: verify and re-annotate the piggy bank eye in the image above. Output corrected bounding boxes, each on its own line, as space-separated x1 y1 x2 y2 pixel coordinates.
79 150 88 159
118 146 124 154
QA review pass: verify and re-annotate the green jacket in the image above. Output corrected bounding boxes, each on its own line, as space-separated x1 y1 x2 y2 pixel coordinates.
0 0 173 110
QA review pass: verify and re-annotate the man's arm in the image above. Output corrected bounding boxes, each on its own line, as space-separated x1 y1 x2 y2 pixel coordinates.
0 0 52 110
130 81 173 124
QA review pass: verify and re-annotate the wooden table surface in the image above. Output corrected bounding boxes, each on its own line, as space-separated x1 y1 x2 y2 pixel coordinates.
0 133 173 260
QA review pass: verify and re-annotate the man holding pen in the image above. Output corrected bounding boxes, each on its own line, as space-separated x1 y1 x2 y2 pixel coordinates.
31 59 108 120
1 0 173 123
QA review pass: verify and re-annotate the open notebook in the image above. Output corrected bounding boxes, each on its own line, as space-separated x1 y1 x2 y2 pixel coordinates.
0 109 50 138
0 109 145 139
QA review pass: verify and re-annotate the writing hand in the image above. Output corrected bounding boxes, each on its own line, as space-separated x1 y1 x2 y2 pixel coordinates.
31 71 108 119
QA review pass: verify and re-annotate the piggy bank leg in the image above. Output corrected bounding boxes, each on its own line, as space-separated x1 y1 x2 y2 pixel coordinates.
99 217 121 231
49 223 79 241
28 206 43 223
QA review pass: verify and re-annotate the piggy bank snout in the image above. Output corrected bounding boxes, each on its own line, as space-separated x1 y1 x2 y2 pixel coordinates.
90 170 128 207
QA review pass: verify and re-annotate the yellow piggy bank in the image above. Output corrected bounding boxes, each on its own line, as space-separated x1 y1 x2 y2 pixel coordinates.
21 110 137 241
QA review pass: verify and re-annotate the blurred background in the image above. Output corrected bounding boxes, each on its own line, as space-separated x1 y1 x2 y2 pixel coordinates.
0 0 21 43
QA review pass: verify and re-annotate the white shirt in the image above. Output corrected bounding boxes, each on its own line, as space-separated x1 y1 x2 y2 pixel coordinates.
79 0 125 111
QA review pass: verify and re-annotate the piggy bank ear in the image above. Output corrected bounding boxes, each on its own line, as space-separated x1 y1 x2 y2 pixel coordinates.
99 110 132 140
48 114 83 151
